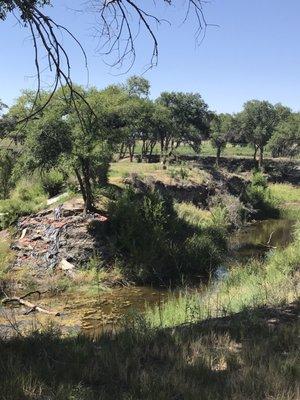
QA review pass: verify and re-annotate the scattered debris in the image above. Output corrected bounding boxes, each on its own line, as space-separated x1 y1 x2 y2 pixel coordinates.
2 291 60 316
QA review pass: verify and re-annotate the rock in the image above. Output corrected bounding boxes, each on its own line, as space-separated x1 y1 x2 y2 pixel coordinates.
59 259 75 271
20 228 27 240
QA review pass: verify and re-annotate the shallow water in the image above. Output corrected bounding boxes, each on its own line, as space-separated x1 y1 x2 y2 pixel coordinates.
0 218 296 337
80 218 295 336
229 218 294 262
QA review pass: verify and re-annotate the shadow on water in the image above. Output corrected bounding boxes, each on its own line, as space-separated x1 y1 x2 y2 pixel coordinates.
229 218 295 263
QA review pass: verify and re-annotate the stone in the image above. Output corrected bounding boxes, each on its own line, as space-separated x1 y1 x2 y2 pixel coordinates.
59 259 75 271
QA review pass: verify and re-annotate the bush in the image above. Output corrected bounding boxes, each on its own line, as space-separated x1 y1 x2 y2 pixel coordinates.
209 194 246 228
105 188 227 284
40 169 65 197
0 179 46 228
244 172 279 218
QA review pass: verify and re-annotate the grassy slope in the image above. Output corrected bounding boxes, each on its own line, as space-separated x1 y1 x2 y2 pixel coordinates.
146 183 300 328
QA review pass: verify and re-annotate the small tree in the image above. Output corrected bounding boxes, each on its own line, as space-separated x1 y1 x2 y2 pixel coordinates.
240 100 278 168
157 91 211 164
0 149 15 199
210 113 233 165
19 86 122 211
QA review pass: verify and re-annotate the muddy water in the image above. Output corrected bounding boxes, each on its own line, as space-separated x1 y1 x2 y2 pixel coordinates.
0 218 296 337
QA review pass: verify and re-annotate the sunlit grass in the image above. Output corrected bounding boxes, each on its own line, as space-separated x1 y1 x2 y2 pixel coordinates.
269 183 300 204
109 161 207 186
146 224 300 328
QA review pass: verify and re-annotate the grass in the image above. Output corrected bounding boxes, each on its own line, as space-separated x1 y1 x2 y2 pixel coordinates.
270 183 300 204
146 223 300 327
175 202 212 227
109 161 208 187
0 237 14 291
133 140 267 158
0 291 298 400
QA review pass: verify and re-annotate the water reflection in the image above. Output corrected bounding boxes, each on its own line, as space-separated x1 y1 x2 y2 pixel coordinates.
229 219 294 262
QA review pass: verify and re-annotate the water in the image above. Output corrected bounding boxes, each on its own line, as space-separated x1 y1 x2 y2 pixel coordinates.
79 218 295 336
0 218 295 337
229 218 294 262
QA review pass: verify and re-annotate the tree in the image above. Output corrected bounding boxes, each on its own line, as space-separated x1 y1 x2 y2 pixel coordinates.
268 113 300 158
18 85 123 211
210 113 233 165
118 77 155 162
240 100 278 168
157 92 211 163
125 76 150 99
0 149 15 199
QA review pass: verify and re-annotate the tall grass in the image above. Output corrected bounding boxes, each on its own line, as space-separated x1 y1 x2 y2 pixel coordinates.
270 183 300 204
146 223 300 327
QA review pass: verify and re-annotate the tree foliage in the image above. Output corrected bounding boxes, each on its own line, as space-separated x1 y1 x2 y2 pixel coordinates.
268 113 300 158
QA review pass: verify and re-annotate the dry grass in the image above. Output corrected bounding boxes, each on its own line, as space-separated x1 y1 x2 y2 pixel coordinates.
109 161 208 187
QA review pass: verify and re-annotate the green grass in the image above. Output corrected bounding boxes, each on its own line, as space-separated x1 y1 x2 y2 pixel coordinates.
133 140 266 158
146 223 300 328
0 288 298 400
0 238 14 288
270 183 300 204
109 161 207 187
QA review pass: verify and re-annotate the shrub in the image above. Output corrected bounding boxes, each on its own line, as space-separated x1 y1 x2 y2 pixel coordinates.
0 179 46 228
40 169 65 197
209 194 246 228
0 240 14 293
244 172 279 218
0 149 15 200
106 188 227 284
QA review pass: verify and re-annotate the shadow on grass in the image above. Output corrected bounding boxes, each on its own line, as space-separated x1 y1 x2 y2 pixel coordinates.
0 302 299 400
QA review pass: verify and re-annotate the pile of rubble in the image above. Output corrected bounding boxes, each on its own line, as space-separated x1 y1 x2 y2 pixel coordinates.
11 203 108 272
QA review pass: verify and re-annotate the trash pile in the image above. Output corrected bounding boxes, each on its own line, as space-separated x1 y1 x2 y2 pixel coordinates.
11 204 108 272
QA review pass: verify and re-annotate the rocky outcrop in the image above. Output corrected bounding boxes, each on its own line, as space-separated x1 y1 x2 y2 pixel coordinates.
11 207 108 271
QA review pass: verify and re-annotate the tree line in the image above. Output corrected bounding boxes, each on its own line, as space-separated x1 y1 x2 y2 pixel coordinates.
0 76 299 211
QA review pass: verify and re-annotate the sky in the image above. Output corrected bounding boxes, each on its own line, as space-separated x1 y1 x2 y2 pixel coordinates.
0 0 300 113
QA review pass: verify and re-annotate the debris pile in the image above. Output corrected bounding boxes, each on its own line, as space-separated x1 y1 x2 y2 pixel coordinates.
11 205 108 271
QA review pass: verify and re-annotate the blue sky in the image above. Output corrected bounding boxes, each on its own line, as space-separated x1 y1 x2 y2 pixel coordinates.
1 0 300 113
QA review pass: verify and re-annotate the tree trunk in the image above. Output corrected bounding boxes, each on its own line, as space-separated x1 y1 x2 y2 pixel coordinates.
258 146 264 169
74 168 86 204
253 145 258 161
75 161 94 213
216 147 221 167
118 142 126 160
129 143 135 162
82 161 94 212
